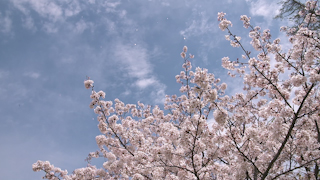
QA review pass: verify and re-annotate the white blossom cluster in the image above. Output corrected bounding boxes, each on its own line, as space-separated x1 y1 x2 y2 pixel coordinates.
217 12 232 31
34 1 320 179
240 15 251 28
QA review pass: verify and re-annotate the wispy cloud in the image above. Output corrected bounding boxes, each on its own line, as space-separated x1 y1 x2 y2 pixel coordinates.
21 16 36 32
9 0 102 33
114 43 152 79
11 0 64 22
24 72 40 79
73 19 94 34
135 78 157 89
113 43 166 103
180 12 216 39
103 1 122 13
0 12 12 33
43 22 58 33
247 0 280 25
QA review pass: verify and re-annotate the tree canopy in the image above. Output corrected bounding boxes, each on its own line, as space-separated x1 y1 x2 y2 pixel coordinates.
276 0 320 34
33 1 320 179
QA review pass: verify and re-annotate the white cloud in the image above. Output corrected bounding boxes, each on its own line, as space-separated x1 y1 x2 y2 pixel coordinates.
135 78 156 89
22 16 36 32
114 43 152 79
60 56 76 64
248 0 280 24
103 1 121 11
43 22 58 33
10 0 87 33
113 43 166 103
207 117 215 130
151 87 166 104
9 0 125 35
0 13 12 33
11 0 63 22
73 19 93 34
0 70 9 78
180 12 216 38
161 2 170 6
88 0 95 4
121 89 131 96
24 72 40 79
64 0 81 17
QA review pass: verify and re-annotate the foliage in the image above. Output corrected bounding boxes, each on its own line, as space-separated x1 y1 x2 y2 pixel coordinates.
33 1 320 179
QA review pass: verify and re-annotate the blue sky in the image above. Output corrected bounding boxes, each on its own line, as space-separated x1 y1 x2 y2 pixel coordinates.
0 0 286 179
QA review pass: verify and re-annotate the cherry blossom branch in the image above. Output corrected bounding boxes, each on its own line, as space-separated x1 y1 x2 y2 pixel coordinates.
270 156 320 179
261 83 315 179
99 105 135 157
228 124 263 176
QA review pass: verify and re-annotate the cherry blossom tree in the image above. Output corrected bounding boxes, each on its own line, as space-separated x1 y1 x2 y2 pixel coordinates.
33 1 320 179
276 0 320 34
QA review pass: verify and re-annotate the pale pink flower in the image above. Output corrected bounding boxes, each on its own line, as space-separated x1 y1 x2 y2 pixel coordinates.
180 52 186 58
84 80 94 89
213 108 227 125
183 46 188 52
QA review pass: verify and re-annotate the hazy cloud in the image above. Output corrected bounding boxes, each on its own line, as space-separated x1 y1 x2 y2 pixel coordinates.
247 0 280 24
0 12 12 33
24 72 40 79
